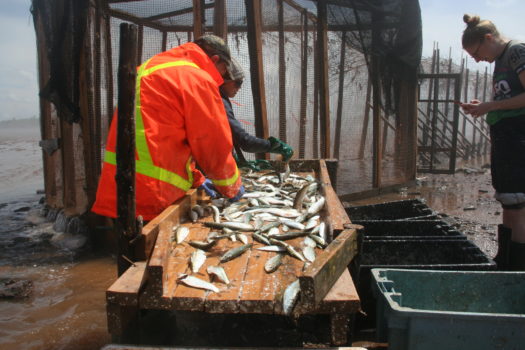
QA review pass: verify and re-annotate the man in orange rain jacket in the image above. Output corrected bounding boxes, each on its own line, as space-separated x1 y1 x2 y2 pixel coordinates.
92 35 244 221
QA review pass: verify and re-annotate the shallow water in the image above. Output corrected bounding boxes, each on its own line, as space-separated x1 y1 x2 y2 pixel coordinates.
0 122 115 350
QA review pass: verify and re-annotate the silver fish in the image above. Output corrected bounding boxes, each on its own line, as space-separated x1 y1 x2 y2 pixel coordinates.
189 209 199 223
272 231 310 241
305 216 319 231
307 197 326 216
192 204 205 217
189 240 217 250
207 265 230 284
204 221 255 232
176 226 190 244
303 236 317 248
308 234 327 248
190 249 206 273
293 182 313 210
267 227 280 237
208 204 221 223
318 222 326 241
178 274 219 293
285 245 306 261
283 279 300 315
279 218 305 231
264 253 283 273
302 246 316 262
236 233 249 244
252 231 271 245
257 245 287 252
220 243 253 263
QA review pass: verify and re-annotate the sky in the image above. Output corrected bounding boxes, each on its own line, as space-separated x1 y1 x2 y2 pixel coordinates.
0 0 524 121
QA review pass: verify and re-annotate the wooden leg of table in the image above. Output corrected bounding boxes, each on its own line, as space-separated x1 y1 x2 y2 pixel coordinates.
106 302 140 343
330 313 349 345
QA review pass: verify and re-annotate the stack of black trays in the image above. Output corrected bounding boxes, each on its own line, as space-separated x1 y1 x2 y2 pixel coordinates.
345 199 496 331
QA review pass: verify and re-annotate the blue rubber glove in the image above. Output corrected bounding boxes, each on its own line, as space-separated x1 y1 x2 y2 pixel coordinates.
199 179 219 198
229 185 245 203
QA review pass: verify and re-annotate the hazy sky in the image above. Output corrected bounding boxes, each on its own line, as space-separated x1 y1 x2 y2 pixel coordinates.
1 0 524 121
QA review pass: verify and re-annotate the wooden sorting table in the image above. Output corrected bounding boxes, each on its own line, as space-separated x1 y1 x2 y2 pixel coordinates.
107 160 361 346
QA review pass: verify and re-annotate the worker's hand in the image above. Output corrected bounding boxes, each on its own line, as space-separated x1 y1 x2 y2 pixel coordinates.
199 179 219 198
268 137 294 162
228 185 245 202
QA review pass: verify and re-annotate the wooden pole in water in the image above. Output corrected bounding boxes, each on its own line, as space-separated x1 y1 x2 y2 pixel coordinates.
116 23 138 276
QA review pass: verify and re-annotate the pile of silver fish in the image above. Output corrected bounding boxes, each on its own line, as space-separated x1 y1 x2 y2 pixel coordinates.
172 168 328 315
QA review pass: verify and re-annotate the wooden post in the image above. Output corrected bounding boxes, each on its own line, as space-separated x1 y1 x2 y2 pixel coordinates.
463 67 469 157
278 0 287 142
473 70 480 156
371 11 382 188
334 31 346 159
213 0 227 38
313 29 319 159
193 0 204 38
444 47 452 116
317 1 331 158
358 79 372 159
161 31 167 52
245 0 269 159
298 10 308 159
116 23 138 276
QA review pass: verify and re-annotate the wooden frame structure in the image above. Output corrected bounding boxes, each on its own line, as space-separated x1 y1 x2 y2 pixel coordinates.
32 0 421 224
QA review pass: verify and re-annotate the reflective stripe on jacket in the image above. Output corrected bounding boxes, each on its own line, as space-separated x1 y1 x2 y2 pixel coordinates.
91 42 241 220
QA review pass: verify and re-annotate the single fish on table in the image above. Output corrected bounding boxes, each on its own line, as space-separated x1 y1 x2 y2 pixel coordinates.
178 274 219 293
220 243 253 263
175 226 190 244
264 253 284 273
257 245 287 252
190 249 207 273
207 265 230 284
204 221 255 232
188 240 217 250
302 246 316 263
282 279 301 315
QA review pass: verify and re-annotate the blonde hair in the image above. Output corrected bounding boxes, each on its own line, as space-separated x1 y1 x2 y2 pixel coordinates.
462 14 500 48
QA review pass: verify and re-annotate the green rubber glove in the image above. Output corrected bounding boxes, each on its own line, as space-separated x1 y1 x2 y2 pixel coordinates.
268 137 294 162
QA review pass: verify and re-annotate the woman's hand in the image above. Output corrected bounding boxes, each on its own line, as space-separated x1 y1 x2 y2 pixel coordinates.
460 99 493 117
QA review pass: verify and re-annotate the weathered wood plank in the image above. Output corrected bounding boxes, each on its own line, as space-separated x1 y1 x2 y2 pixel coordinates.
237 240 279 314
106 261 147 306
170 222 208 311
204 232 253 313
299 229 359 311
312 269 360 314
319 159 350 235
136 190 196 260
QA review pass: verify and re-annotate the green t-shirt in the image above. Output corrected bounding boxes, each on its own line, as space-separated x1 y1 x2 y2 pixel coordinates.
486 40 525 125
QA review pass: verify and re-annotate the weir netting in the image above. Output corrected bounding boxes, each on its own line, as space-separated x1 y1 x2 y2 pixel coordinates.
32 0 422 215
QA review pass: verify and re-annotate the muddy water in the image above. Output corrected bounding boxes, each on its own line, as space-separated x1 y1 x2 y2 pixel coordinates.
0 122 115 350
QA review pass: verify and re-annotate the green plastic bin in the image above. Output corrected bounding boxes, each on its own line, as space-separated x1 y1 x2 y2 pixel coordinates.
371 268 525 350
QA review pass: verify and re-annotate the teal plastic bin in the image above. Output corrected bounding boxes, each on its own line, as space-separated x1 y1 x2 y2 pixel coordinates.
371 268 525 350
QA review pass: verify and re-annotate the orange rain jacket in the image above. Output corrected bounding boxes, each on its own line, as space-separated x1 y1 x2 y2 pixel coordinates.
91 42 241 221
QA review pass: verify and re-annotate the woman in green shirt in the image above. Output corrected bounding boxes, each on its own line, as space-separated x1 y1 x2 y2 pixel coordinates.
460 14 525 271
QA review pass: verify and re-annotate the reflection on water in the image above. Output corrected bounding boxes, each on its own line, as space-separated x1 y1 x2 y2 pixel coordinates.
0 196 115 350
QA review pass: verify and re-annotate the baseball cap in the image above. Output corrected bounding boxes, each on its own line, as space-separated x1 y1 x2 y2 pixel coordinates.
194 34 232 73
225 57 245 82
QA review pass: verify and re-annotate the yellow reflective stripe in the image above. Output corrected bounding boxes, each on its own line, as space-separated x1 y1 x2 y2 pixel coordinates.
104 150 192 191
140 60 199 77
135 60 200 165
135 59 153 163
211 167 240 187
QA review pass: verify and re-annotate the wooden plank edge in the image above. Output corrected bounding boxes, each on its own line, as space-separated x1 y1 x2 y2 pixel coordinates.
299 229 358 310
106 261 147 306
